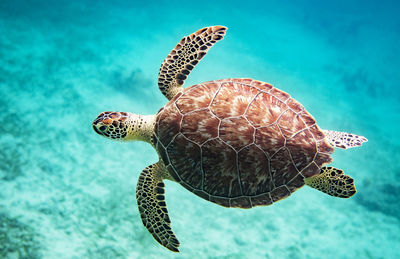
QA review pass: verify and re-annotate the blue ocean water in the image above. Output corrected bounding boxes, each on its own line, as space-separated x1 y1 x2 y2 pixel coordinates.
1 0 399 258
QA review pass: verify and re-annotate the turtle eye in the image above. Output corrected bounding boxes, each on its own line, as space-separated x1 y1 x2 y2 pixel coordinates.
99 125 107 131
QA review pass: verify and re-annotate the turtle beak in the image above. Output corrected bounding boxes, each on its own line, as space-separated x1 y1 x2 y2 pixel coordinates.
92 115 107 136
93 123 103 135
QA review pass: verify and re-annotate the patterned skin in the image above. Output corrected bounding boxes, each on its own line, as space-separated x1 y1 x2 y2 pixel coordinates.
158 26 227 100
92 112 131 139
154 78 334 208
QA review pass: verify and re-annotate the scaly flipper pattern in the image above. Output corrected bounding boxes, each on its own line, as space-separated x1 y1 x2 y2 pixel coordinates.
136 162 180 252
323 130 368 149
158 26 227 100
305 167 356 198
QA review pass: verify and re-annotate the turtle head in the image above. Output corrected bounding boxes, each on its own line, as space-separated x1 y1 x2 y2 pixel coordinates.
92 112 155 143
92 112 130 141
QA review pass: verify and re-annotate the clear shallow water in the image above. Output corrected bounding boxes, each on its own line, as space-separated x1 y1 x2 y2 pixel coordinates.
1 0 399 258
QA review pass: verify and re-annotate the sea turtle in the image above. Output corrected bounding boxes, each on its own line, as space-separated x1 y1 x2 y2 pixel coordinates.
92 26 367 252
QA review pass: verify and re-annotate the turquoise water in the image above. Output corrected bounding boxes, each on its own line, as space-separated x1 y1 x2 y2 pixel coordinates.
1 0 399 258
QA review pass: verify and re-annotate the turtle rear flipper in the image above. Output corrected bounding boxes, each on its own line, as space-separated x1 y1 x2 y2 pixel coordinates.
136 162 180 252
158 26 227 100
323 130 368 149
305 167 356 198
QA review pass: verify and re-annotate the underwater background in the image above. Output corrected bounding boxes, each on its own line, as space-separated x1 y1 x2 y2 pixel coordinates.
1 0 399 258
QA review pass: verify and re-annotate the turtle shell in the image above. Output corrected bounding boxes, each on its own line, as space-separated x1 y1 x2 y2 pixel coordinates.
154 78 334 208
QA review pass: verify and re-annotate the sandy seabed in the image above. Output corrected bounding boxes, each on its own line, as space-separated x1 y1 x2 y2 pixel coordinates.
1 1 399 258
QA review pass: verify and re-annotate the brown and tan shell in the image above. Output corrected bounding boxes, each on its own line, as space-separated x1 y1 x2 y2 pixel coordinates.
153 78 334 208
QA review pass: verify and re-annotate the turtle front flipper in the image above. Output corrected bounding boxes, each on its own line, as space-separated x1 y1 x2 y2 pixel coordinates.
158 26 227 100
323 130 368 149
136 162 180 252
305 167 356 198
